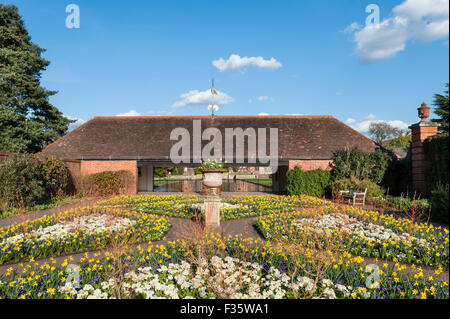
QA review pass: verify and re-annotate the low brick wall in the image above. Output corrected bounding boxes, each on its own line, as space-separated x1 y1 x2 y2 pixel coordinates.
288 159 332 171
80 160 138 194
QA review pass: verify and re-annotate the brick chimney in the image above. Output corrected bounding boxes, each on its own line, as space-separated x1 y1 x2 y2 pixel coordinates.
409 102 439 195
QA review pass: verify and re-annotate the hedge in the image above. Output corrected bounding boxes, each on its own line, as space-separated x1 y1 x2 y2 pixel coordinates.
430 183 449 224
331 147 392 184
423 133 449 193
82 170 134 196
286 167 331 197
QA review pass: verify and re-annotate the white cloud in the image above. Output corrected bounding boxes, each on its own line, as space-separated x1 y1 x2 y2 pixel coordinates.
342 22 362 33
66 115 85 131
258 112 270 116
116 110 141 116
173 89 234 108
354 16 409 63
257 96 275 102
348 114 410 133
393 0 449 20
364 114 377 121
212 54 282 72
349 0 449 63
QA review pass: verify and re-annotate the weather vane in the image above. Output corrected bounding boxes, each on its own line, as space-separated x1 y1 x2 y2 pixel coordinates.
208 79 219 119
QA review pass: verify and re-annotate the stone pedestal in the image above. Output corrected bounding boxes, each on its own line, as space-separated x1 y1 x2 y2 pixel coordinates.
204 190 221 231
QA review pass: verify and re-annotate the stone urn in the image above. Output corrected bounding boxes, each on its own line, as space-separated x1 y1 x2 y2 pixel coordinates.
418 102 431 122
201 168 227 194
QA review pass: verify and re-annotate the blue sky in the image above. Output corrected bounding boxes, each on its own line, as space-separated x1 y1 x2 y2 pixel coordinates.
3 0 449 134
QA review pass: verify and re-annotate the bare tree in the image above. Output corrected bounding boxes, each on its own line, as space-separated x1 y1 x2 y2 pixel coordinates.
368 122 401 145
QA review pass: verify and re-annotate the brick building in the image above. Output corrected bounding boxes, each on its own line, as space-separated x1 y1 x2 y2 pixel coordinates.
40 115 379 194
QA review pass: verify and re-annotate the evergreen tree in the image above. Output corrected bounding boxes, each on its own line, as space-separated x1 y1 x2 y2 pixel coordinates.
432 83 449 133
0 4 72 153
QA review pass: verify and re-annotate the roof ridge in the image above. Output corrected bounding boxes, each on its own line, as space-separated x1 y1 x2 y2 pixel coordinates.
93 115 333 119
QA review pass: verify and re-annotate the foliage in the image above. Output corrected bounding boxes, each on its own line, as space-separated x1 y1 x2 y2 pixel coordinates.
388 135 412 148
331 148 392 184
430 183 449 224
82 170 134 196
153 167 167 178
0 153 45 209
97 194 332 220
386 135 412 158
385 197 430 212
0 207 170 264
201 158 225 169
423 133 449 192
0 153 71 212
431 83 449 133
331 177 385 199
0 234 448 299
381 151 412 196
256 205 449 266
368 122 402 145
171 166 185 175
40 156 69 198
0 194 82 219
286 167 331 197
154 167 185 178
0 4 72 153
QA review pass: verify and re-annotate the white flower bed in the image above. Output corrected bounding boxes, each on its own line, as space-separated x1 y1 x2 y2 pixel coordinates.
2 215 136 247
60 256 359 299
295 213 428 247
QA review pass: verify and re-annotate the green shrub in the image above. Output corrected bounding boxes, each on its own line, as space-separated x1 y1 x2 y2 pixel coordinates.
389 135 412 148
171 167 185 176
386 197 430 212
154 167 185 177
286 167 331 197
331 148 392 184
40 156 69 198
430 183 449 224
331 177 385 199
423 133 449 193
382 153 411 196
0 153 45 208
82 170 134 196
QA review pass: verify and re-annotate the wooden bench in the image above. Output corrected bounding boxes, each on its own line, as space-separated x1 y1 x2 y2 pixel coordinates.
339 187 367 206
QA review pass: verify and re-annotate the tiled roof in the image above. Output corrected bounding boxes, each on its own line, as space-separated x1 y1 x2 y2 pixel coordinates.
40 115 378 161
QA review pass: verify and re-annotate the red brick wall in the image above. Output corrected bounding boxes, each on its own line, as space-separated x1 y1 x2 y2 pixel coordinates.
80 160 138 194
288 159 332 171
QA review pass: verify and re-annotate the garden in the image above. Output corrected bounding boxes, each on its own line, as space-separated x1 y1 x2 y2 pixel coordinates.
0 145 448 299
1 193 448 299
